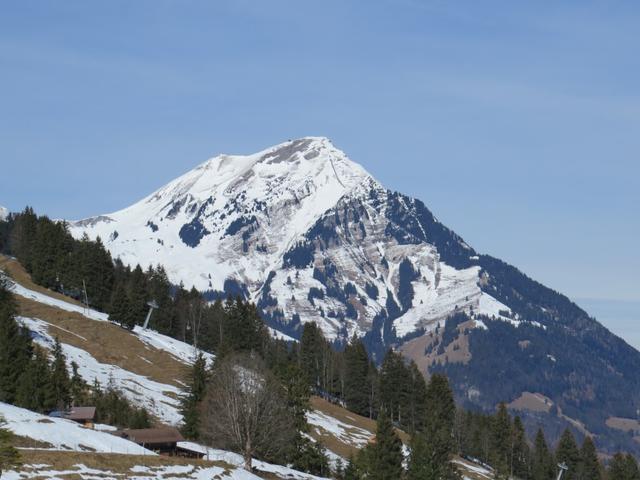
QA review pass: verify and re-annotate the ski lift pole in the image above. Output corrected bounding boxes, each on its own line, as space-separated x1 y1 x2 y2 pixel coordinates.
556 462 569 480
143 300 159 330
82 279 89 314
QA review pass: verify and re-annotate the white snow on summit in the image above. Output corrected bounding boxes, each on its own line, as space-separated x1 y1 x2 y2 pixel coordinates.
0 206 9 221
69 137 370 294
68 137 522 342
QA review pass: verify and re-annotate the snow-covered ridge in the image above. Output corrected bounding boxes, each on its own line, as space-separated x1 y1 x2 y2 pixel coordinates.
0 205 9 221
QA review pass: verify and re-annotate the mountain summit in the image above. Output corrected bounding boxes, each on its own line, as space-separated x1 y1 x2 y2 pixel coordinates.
69 137 506 342
70 137 640 455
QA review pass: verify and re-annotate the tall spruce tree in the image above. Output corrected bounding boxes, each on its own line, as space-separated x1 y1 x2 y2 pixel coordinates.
344 336 370 417
379 350 411 426
343 454 362 480
555 428 580 480
511 415 530 479
50 337 71 410
273 362 330 476
422 373 459 479
407 432 431 480
531 428 555 480
69 361 88 406
15 348 54 412
368 409 403 480
0 279 32 404
180 353 208 439
608 453 640 480
144 265 174 333
9 207 37 271
578 436 602 480
490 402 512 478
406 361 428 433
299 322 325 389
126 265 148 330
109 282 130 328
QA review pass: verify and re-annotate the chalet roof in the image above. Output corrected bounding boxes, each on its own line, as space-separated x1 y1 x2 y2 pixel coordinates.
65 406 96 421
120 427 184 445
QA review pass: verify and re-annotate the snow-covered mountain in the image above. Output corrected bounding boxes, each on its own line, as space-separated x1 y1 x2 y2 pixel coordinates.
0 205 9 221
66 137 640 456
69 137 510 343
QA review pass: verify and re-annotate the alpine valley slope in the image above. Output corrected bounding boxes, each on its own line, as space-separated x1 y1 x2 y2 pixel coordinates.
70 137 640 455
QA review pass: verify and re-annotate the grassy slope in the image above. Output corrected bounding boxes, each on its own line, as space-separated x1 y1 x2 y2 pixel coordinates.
1 255 188 388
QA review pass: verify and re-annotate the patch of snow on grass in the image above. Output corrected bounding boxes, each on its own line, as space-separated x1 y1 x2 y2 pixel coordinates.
7 279 109 322
306 410 372 448
0 401 154 455
4 462 262 479
133 326 215 366
178 441 329 480
19 316 183 425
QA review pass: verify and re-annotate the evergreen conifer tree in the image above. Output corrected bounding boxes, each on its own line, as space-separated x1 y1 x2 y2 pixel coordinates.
126 265 148 330
407 432 430 480
9 207 37 271
299 322 324 389
343 454 362 480
578 436 602 480
422 373 459 479
0 416 20 477
145 266 174 333
378 350 411 427
50 337 71 410
531 428 555 480
109 282 130 328
344 336 370 417
15 348 54 412
490 402 512 477
555 428 580 480
0 280 32 404
368 409 403 480
180 353 208 439
407 361 428 433
69 361 88 406
608 453 640 480
511 415 530 479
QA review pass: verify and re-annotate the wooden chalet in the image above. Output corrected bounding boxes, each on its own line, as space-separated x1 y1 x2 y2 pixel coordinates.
116 427 184 455
49 406 96 428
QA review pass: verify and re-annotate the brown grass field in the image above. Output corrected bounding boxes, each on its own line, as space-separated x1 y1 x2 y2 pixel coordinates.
1 255 188 388
13 450 234 479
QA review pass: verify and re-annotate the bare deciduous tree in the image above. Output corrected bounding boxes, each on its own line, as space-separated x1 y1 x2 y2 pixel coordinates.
200 353 295 471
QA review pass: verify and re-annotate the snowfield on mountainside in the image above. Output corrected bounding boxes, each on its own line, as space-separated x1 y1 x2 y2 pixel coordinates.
69 137 519 343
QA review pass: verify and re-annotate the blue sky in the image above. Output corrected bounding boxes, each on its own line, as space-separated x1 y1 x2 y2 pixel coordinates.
1 1 639 315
